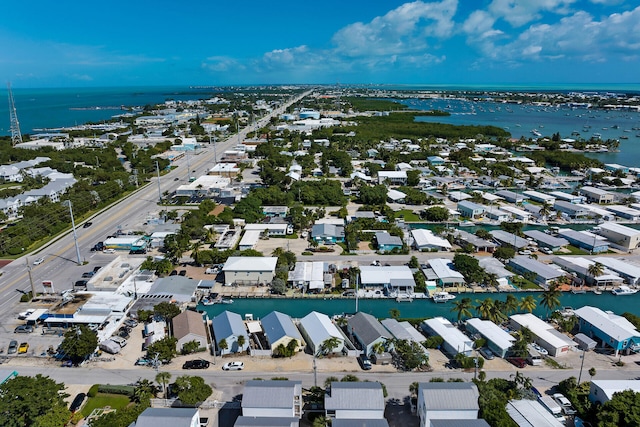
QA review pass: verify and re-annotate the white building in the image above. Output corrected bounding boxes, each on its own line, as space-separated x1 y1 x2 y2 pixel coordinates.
421 317 473 357
325 382 385 420
222 257 278 285
465 318 515 358
288 262 325 292
298 311 344 355
417 382 479 427
411 229 452 251
589 380 640 405
598 222 640 252
509 313 576 357
359 266 415 295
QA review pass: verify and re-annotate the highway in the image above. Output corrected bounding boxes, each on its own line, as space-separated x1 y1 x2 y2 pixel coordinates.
0 89 312 317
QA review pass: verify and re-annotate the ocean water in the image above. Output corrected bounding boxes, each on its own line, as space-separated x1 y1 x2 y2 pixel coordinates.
0 86 218 136
402 98 640 165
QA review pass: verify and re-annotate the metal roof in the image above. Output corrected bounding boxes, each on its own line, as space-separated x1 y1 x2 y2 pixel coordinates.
510 313 576 349
454 230 497 249
490 230 529 249
242 380 302 409
599 221 640 238
223 256 278 272
233 416 299 427
359 266 415 286
466 318 515 351
212 310 247 341
430 420 490 427
261 311 302 345
508 256 564 280
506 399 564 427
134 408 198 427
299 311 343 350
421 317 473 354
381 318 428 344
594 257 640 281
427 258 465 281
171 310 207 341
411 229 452 249
523 230 569 248
418 382 479 411
347 312 391 346
478 257 513 279
332 420 390 427
574 306 640 342
325 382 384 411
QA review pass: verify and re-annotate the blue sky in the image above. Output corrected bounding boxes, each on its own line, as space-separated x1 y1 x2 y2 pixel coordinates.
2 0 639 87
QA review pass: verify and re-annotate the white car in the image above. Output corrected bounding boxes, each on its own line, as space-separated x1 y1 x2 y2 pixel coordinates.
103 249 116 254
18 310 35 320
33 257 45 265
222 361 244 371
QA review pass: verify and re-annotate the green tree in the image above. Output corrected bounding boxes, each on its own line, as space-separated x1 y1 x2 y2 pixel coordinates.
32 405 72 427
271 277 287 295
324 376 339 388
540 283 562 318
519 295 537 313
173 376 213 405
218 338 228 353
59 325 98 363
0 375 70 427
319 337 341 355
389 308 401 320
453 253 485 284
146 336 178 362
408 255 420 269
421 206 450 222
587 262 605 284
589 367 597 379
237 334 246 351
493 246 516 261
451 297 473 321
596 389 640 427
475 298 495 320
504 294 519 316
154 301 181 321
156 372 172 399
500 221 524 236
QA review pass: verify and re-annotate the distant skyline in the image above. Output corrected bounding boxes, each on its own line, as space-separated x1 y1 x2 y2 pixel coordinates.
2 0 640 88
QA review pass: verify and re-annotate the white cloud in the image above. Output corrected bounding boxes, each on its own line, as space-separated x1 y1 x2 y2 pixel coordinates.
331 0 458 57
202 56 245 72
488 0 577 27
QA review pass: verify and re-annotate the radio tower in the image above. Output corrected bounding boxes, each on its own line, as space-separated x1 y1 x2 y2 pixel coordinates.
7 83 23 146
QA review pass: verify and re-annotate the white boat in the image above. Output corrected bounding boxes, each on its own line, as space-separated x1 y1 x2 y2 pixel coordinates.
531 129 542 137
432 292 456 303
221 298 234 304
611 286 637 296
593 289 602 295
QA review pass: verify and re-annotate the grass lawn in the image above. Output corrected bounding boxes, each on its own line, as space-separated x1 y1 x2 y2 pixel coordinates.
81 393 131 418
394 209 421 222
563 245 590 255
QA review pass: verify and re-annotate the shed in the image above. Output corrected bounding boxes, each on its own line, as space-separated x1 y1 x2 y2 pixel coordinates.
573 333 597 351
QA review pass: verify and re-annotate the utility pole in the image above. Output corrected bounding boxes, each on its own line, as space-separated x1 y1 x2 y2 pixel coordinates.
63 200 82 265
26 258 36 297
155 161 162 204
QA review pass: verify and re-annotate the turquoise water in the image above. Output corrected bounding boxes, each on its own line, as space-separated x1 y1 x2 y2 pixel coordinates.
198 292 640 320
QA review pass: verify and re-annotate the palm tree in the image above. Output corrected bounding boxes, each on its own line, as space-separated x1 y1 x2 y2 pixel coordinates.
475 298 495 320
504 294 519 315
451 297 473 321
319 337 341 355
538 202 552 219
191 242 202 266
485 273 500 289
155 372 172 399
489 301 508 324
218 338 228 355
389 308 401 320
519 295 537 313
587 262 605 285
237 335 246 352
540 283 562 318
372 341 386 356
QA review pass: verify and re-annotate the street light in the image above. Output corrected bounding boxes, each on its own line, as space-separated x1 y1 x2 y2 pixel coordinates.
63 200 82 265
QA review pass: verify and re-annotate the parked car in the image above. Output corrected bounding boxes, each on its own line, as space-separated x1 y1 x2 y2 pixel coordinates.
178 270 187 276
129 248 146 255
183 359 210 370
540 247 554 255
479 347 495 360
8 340 18 354
553 393 577 415
507 357 527 368
61 360 74 368
14 325 34 334
222 361 244 371
93 266 102 273
18 309 35 320
18 342 29 354
69 393 86 412
103 248 116 254
135 358 151 366
74 280 88 289
358 355 372 370
518 250 532 256
123 319 138 328
81 271 95 278
33 257 45 265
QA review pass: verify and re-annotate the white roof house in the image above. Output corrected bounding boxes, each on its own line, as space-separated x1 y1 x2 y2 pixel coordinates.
417 382 479 427
242 380 303 419
574 306 640 356
288 262 325 290
325 382 385 420
359 266 415 294
298 311 344 355
238 230 261 250
593 257 640 285
506 399 564 427
510 313 576 357
421 317 473 357
466 318 515 358
553 256 622 286
411 229 452 251
423 258 465 286
589 380 640 405
222 257 278 285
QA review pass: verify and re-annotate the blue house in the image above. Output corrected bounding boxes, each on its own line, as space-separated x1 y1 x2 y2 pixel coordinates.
575 306 640 356
457 201 485 219
311 223 345 244
375 232 403 252
427 156 445 166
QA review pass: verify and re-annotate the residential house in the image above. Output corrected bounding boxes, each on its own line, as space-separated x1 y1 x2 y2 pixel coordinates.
550 191 585 204
222 257 278 285
417 382 479 427
325 382 385 420
411 229 452 252
506 399 564 427
375 232 403 252
553 200 591 218
579 186 614 204
489 230 529 249
171 310 208 353
132 408 200 427
495 190 528 204
359 266 416 295
465 318 515 358
457 201 485 219
311 223 345 244
211 310 249 355
332 420 389 427
478 258 514 289
557 229 609 253
241 380 303 419
507 256 564 287
234 416 299 427
589 380 640 405
288 261 325 292
298 311 344 355
378 171 407 185
605 205 640 221
523 230 568 251
553 256 622 287
422 258 466 289
598 222 640 252
347 312 392 357
510 313 576 357
453 230 496 253
261 311 303 354
574 306 640 356
593 257 640 285
421 317 473 357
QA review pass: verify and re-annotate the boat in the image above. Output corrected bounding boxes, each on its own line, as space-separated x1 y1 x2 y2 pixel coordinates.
531 129 542 137
201 293 221 305
571 287 586 294
611 286 638 296
432 292 456 303
221 298 234 304
593 288 602 295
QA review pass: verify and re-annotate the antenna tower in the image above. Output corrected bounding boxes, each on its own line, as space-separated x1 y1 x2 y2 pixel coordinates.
7 83 23 146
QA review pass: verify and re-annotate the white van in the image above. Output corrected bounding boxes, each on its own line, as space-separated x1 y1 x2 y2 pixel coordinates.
110 336 127 348
526 344 544 366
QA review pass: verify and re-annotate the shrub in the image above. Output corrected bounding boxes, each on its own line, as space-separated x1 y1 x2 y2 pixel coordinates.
88 384 99 398
97 384 135 396
20 292 33 302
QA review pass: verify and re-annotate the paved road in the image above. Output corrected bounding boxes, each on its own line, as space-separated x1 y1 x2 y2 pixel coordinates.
0 90 312 317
